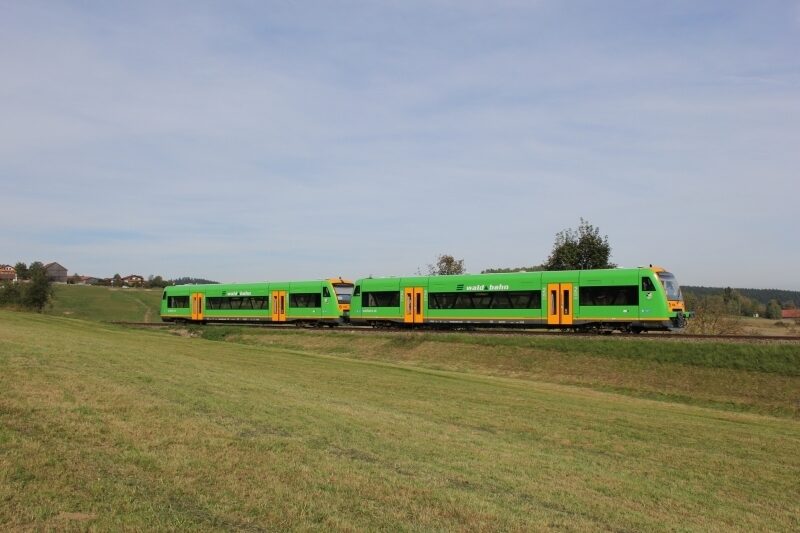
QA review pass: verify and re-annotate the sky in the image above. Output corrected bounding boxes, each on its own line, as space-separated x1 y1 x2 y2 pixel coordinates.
1 1 798 289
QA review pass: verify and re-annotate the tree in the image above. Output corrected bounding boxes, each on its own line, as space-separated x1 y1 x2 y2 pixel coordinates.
22 267 52 312
481 265 544 274
146 275 169 289
543 218 615 271
112 273 123 287
28 261 45 279
0 281 23 306
426 254 466 276
765 300 783 320
14 262 29 280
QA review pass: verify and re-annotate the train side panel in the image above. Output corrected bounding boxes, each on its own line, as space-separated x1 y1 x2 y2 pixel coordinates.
351 266 686 331
161 279 350 324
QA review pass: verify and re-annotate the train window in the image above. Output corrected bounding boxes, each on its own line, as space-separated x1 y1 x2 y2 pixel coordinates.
353 286 361 297
167 296 190 308
579 286 639 306
162 291 167 300
289 293 322 308
428 291 541 310
333 283 354 304
362 291 400 307
642 277 656 292
656 272 683 300
323 287 331 298
206 297 268 310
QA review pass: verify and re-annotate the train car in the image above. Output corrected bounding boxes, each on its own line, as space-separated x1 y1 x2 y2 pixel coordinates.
160 278 354 325
349 266 688 332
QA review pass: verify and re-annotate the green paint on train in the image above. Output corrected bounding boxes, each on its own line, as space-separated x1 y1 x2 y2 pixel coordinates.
161 278 354 325
349 266 688 332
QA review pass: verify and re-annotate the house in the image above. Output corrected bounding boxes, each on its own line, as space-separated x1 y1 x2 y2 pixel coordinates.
44 262 69 283
0 264 16 282
79 276 100 285
123 275 145 287
781 309 800 319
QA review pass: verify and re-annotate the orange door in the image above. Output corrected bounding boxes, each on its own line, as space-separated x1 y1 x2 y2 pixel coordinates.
413 287 424 324
561 283 573 325
547 283 573 326
271 290 286 322
404 287 424 324
191 293 204 321
403 288 414 323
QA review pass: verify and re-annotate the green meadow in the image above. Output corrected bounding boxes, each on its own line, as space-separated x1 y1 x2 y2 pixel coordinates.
46 284 163 323
1 310 798 530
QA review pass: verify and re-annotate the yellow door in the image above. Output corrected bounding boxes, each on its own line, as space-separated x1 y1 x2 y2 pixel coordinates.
561 283 573 325
191 293 204 321
403 287 424 324
547 283 573 326
547 284 560 325
271 290 286 322
403 288 414 323
413 287 424 324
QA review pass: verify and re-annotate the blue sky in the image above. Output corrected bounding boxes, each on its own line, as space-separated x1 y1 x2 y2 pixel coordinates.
1 1 798 289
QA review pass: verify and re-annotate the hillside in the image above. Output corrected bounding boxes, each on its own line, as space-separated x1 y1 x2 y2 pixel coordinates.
1 311 799 530
46 284 163 322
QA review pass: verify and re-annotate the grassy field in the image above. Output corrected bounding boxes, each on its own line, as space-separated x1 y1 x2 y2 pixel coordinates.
1 310 798 530
738 316 800 336
46 284 163 323
219 328 800 419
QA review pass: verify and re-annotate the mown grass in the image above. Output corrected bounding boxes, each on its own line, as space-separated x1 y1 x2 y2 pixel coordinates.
46 284 162 322
227 329 800 418
1 310 799 531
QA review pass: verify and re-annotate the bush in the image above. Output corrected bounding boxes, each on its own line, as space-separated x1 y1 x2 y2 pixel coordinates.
685 295 744 335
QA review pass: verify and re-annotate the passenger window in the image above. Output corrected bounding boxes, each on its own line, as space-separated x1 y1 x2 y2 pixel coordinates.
642 277 656 292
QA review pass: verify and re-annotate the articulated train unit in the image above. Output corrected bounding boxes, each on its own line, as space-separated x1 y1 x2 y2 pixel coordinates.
161 266 689 332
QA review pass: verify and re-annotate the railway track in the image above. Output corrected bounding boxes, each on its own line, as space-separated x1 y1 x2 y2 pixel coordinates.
106 321 800 342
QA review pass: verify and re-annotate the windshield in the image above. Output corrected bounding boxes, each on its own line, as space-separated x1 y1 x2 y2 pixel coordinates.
656 272 683 301
333 283 354 304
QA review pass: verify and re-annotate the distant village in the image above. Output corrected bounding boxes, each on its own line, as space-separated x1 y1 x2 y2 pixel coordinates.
0 261 159 288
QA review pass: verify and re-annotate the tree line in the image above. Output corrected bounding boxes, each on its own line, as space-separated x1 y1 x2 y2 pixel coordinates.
682 286 795 320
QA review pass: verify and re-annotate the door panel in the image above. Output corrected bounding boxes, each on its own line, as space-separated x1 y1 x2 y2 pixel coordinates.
413 287 424 324
403 287 424 324
404 288 414 323
561 283 573 325
546 283 573 326
547 284 560 325
271 290 286 322
191 293 204 321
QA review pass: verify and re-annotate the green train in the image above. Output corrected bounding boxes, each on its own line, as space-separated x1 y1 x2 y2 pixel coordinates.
160 278 354 325
348 266 688 332
160 266 688 332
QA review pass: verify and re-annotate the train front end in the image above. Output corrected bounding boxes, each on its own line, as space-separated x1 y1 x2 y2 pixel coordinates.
329 278 355 322
651 266 690 329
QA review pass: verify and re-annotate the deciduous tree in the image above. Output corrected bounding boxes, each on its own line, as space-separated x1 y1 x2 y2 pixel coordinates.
14 262 28 280
22 268 52 312
766 300 783 320
426 254 466 275
543 218 615 270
